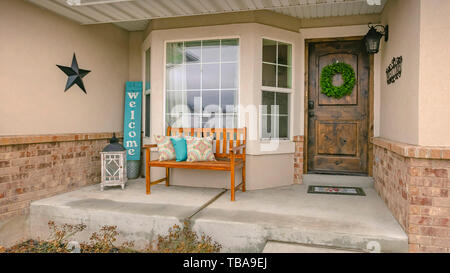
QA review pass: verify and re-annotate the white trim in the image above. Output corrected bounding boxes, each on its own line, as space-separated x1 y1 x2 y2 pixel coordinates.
261 86 292 93
259 37 294 141
142 34 152 143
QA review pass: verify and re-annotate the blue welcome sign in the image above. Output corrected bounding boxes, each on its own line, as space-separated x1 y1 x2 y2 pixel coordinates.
123 82 142 160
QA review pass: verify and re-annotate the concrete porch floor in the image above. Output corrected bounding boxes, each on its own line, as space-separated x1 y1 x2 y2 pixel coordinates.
28 175 408 253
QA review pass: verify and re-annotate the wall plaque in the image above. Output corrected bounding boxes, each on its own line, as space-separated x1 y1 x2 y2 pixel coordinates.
386 56 402 84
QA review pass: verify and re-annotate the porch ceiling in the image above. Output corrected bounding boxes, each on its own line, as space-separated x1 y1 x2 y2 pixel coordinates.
27 0 387 31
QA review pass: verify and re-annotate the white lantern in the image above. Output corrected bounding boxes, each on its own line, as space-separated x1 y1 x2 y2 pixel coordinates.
100 134 127 191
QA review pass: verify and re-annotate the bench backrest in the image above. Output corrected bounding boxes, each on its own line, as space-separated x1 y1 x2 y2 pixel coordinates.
167 127 246 159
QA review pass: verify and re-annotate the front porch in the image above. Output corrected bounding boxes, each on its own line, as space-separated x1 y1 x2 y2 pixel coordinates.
29 175 407 253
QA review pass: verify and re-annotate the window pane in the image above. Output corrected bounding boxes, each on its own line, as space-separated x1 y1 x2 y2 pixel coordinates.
202 63 220 89
276 92 289 115
166 91 188 114
186 64 201 89
262 63 276 87
202 115 220 128
166 64 184 90
279 116 288 139
277 65 291 88
223 114 237 128
261 91 289 139
278 42 292 66
145 49 151 90
145 94 150 137
187 91 201 113
202 40 220 63
221 90 236 113
261 115 272 139
221 63 238 89
202 91 220 113
185 41 201 63
166 39 239 129
263 39 277 63
166 42 183 64
167 114 200 128
221 39 238 62
262 91 275 115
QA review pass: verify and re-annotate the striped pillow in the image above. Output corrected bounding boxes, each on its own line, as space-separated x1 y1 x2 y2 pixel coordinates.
185 136 216 162
154 135 176 161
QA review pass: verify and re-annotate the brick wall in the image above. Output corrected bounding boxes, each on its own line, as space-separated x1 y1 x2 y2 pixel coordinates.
293 135 304 184
0 133 121 221
373 137 450 253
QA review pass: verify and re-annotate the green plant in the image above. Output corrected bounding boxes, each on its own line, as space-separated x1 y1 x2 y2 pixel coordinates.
320 62 356 99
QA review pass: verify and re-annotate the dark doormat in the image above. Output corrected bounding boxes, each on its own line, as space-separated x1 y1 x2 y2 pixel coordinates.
307 185 366 196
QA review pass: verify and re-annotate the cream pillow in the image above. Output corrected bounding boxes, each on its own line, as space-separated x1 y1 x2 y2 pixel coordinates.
185 136 216 162
154 135 176 161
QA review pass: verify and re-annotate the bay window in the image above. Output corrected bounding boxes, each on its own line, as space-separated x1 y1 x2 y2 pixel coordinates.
165 39 239 129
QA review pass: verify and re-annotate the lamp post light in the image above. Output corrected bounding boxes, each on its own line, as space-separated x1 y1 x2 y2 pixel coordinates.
364 24 389 54
100 133 127 191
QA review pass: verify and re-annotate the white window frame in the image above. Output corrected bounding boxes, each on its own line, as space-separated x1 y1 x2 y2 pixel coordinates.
163 37 241 129
260 38 293 140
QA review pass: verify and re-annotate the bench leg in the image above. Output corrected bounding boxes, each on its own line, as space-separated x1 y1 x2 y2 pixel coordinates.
166 168 170 187
231 165 235 201
242 165 246 192
146 148 151 194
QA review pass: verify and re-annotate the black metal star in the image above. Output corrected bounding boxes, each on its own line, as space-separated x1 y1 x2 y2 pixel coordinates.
57 53 91 94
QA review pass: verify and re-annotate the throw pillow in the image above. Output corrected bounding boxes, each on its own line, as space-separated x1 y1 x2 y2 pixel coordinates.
154 135 176 161
170 137 187 162
185 136 216 162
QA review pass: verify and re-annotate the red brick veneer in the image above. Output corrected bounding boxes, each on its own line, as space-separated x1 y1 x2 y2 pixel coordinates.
372 137 450 253
0 132 122 221
293 135 304 184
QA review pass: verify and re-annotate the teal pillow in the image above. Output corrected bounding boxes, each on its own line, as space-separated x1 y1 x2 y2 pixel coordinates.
170 137 187 162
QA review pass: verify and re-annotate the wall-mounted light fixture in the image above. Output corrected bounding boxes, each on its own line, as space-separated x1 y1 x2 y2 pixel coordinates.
364 23 389 54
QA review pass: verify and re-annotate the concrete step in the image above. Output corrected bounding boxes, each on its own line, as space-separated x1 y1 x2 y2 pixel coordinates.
190 185 408 253
29 180 408 253
303 174 374 188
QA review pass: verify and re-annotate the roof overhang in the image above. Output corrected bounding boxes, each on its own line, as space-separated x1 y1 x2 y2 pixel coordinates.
27 0 387 31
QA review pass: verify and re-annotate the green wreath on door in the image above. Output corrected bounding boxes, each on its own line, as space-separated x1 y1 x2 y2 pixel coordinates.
320 62 356 99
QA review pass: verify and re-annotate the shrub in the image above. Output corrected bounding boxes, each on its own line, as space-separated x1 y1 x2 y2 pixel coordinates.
146 221 221 253
2 220 221 253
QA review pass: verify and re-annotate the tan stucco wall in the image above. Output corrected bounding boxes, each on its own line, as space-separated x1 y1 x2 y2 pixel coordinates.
418 0 450 146
378 0 421 145
0 0 130 136
128 31 144 82
145 9 380 36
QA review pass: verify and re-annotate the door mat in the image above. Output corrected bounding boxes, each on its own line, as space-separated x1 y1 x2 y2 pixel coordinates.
307 185 366 196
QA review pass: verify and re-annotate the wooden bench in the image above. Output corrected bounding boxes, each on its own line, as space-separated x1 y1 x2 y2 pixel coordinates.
143 127 247 201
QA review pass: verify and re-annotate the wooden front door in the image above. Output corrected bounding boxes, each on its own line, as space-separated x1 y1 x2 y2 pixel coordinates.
307 40 370 175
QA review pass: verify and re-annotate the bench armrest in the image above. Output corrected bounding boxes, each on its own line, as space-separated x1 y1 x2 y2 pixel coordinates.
143 144 157 149
231 144 246 154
